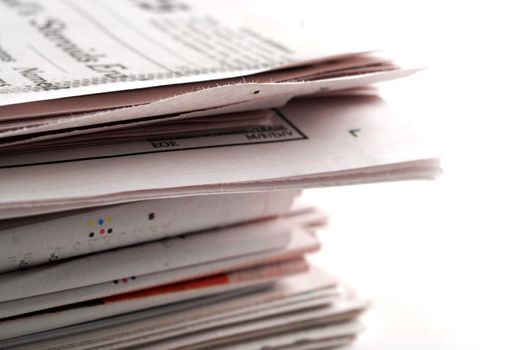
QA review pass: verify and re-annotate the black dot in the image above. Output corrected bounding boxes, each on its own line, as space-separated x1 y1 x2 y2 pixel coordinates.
148 213 155 220
113 280 119 284
108 228 113 234
253 90 260 94
89 232 94 237
131 276 136 280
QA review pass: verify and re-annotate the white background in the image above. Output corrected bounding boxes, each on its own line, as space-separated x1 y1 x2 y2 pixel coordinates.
296 0 523 349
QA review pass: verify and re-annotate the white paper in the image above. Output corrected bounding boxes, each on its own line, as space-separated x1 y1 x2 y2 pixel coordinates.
0 109 273 152
0 190 297 271
0 266 347 349
0 68 416 140
0 96 440 216
0 0 376 106
0 53 394 121
0 259 308 341
140 295 364 350
0 224 320 319
107 294 350 350
0 217 292 302
214 321 362 350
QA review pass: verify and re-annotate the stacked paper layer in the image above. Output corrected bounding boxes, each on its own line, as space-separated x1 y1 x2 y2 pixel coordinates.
0 195 369 350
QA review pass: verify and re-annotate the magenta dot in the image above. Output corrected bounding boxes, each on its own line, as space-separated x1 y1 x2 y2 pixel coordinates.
99 229 105 235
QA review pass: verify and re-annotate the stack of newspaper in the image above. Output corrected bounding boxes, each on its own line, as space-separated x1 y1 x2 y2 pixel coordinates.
0 1 440 349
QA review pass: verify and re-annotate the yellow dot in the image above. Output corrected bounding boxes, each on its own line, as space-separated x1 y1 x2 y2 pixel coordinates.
106 216 112 223
88 220 95 226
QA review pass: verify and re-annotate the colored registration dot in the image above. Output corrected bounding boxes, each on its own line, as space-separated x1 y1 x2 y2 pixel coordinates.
106 216 112 223
88 220 95 226
122 278 128 283
98 219 104 225
99 229 105 235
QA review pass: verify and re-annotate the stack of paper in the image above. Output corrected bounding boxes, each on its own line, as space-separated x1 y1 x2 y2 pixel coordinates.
0 198 369 349
0 1 440 349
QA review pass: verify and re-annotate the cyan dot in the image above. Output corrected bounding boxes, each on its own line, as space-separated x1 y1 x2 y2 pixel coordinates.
98 219 104 225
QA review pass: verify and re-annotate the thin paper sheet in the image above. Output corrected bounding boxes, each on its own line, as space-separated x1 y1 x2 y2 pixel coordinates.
1 266 361 349
0 190 298 272
0 0 377 105
0 96 440 217
0 224 320 319
0 259 308 340
0 216 293 302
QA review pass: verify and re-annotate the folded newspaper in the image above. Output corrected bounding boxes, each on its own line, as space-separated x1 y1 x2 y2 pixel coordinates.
0 198 369 350
0 95 439 219
0 0 415 145
0 0 440 348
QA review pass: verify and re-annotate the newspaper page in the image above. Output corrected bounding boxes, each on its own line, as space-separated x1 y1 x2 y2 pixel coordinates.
0 0 375 106
0 259 308 341
0 191 297 272
0 225 320 319
0 68 415 141
0 217 292 302
0 96 440 217
0 267 344 348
